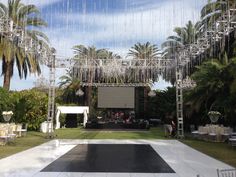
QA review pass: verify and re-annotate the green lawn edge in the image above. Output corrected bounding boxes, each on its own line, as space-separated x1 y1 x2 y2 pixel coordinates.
0 127 235 168
181 138 236 168
0 131 49 159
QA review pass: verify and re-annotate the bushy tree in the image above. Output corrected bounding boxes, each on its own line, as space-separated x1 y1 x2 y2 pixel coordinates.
147 87 176 121
0 87 14 121
185 57 236 126
11 89 48 130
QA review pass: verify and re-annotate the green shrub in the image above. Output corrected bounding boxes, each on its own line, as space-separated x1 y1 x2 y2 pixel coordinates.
0 87 14 121
11 89 48 130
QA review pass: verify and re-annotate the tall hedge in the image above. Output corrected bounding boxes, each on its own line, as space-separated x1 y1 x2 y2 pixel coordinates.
12 89 48 130
0 87 14 121
0 88 48 130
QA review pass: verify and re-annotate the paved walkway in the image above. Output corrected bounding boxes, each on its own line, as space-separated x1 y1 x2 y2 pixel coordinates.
0 139 232 177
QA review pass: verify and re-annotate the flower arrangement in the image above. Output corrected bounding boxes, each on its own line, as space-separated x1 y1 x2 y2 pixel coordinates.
2 111 13 122
208 111 221 123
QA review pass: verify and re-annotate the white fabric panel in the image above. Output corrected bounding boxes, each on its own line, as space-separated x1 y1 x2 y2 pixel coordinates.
57 106 89 114
55 106 89 129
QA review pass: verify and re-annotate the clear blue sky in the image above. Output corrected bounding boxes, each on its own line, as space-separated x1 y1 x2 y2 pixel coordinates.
0 0 208 90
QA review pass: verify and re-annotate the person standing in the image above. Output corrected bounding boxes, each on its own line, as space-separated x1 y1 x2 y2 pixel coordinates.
164 113 173 137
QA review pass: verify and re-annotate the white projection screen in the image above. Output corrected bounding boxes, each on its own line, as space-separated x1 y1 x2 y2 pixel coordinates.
98 87 135 108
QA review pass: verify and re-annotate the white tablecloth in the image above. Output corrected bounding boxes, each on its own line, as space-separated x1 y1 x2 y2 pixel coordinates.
40 122 53 133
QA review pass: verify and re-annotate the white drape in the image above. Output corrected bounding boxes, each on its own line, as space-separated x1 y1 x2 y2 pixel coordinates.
55 106 89 129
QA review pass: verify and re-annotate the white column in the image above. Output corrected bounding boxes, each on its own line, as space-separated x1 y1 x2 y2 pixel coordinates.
55 110 61 129
83 109 88 127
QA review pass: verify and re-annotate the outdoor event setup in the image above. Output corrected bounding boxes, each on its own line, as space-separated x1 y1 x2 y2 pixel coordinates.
2 1 236 177
0 0 236 138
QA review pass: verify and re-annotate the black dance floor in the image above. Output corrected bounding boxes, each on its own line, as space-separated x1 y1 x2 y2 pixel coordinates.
42 144 175 173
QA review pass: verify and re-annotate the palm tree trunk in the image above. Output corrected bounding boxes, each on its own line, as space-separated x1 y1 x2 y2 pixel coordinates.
3 61 12 91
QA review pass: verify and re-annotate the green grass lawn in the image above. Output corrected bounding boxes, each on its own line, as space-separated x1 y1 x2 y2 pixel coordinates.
54 127 165 139
181 138 236 168
0 127 235 168
0 131 49 159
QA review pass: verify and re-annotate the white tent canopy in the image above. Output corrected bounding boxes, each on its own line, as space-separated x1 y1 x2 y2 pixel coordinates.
55 106 89 129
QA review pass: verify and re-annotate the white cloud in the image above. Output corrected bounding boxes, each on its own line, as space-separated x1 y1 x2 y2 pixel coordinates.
47 0 207 57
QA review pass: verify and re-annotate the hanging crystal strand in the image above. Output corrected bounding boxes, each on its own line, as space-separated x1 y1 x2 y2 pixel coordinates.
137 68 139 84
227 1 231 57
98 67 101 83
142 68 145 83
139 69 142 83
143 68 145 83
85 69 88 83
79 68 82 82
142 65 144 84
144 68 148 83
92 67 94 84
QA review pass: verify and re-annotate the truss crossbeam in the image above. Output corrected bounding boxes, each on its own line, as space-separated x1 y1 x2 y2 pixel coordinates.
80 83 151 87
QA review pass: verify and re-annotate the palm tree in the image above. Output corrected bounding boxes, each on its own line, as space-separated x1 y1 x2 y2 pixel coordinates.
161 21 201 85
128 42 159 117
0 0 48 90
59 70 80 89
73 45 121 59
72 45 104 107
99 50 121 59
59 69 81 104
162 21 200 58
200 0 235 29
128 42 159 59
73 45 105 59
200 0 236 59
184 55 236 121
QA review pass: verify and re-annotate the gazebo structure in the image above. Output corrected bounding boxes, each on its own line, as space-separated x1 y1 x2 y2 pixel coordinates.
0 1 236 138
55 106 89 129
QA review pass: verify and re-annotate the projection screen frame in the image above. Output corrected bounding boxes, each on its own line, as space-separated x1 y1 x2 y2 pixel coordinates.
97 87 135 108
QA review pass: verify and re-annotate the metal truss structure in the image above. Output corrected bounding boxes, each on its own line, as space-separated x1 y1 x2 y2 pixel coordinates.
0 16 55 65
0 0 235 138
172 1 236 138
0 14 55 137
72 58 174 86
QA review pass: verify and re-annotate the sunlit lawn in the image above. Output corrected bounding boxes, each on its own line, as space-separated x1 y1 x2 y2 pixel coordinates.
0 127 235 168
181 138 236 168
0 131 49 159
55 127 165 139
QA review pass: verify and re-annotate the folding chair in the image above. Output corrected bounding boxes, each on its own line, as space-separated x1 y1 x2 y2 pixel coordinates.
217 168 236 177
21 123 28 137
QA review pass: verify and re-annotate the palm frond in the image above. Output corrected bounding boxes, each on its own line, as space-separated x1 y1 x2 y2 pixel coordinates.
26 17 47 27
